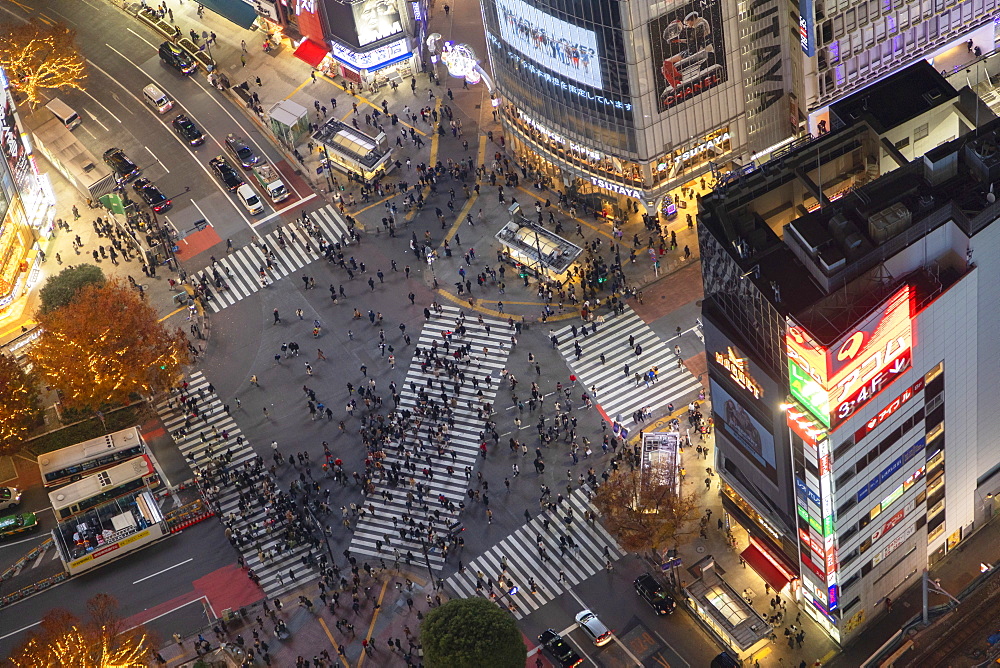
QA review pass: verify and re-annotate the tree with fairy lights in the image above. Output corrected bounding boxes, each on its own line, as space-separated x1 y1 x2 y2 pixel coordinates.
30 278 189 412
0 19 87 106
7 593 155 667
0 352 41 455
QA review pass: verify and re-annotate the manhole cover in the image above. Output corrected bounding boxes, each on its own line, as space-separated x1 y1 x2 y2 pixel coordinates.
696 546 706 553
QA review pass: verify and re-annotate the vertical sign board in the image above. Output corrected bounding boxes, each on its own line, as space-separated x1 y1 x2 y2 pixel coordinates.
786 285 914 430
799 0 816 55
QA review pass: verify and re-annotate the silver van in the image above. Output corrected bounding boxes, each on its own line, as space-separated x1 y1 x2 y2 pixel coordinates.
45 98 81 130
142 84 173 114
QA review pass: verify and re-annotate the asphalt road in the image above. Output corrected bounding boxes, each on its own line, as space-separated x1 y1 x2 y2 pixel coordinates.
2 0 311 249
0 519 233 656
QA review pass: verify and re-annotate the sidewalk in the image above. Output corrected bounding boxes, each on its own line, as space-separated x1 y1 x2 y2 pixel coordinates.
148 0 705 324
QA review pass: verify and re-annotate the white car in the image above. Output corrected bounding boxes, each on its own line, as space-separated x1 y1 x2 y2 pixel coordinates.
0 487 22 512
575 609 613 646
237 183 264 215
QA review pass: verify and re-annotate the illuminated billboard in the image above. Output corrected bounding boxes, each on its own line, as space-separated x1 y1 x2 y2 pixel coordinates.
495 0 603 89
786 285 913 429
648 0 727 112
710 380 777 481
353 0 403 46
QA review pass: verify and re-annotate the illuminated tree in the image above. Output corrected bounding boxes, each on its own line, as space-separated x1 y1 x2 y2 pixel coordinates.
421 597 526 668
8 593 154 667
39 264 105 314
0 19 87 106
593 458 700 555
31 278 189 411
0 353 41 454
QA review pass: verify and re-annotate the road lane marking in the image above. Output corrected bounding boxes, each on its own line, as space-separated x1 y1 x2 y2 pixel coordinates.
79 87 123 123
566 588 645 667
356 579 390 667
147 146 169 173
0 533 48 549
132 557 194 584
123 595 211 632
86 112 109 133
0 621 40 641
191 200 214 227
250 192 318 227
127 27 158 50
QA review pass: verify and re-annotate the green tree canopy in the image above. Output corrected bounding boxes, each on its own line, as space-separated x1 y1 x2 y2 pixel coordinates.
420 597 526 668
0 353 40 455
39 264 105 314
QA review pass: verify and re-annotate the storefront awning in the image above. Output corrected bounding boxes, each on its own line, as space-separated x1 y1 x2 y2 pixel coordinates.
196 0 259 29
88 174 118 200
740 543 792 593
294 39 331 68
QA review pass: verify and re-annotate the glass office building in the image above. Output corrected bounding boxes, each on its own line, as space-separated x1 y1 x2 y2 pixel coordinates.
481 0 801 218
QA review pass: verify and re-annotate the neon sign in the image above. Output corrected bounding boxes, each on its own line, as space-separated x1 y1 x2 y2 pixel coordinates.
854 377 925 441
714 347 763 399
786 285 913 429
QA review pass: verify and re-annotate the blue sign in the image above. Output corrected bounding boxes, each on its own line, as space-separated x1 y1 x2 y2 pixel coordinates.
857 438 925 503
508 586 519 595
799 0 816 56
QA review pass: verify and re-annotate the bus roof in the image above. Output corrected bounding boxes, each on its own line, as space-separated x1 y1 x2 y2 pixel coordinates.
38 427 145 472
48 455 155 511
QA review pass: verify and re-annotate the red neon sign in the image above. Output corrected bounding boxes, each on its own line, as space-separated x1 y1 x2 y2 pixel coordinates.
854 377 925 441
787 285 914 429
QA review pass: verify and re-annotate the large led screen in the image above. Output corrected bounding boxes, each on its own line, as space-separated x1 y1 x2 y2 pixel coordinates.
648 0 727 112
353 0 404 47
494 0 603 90
787 285 913 430
710 380 777 481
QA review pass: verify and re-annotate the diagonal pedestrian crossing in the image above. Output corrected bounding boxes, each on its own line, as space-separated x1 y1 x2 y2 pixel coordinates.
348 303 515 566
192 204 355 313
554 307 702 426
154 371 318 596
445 487 625 619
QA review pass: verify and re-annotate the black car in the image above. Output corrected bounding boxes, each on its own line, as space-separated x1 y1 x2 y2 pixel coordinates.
224 134 258 169
132 177 171 213
538 629 582 668
172 114 205 146
102 147 140 181
158 42 196 74
634 573 676 615
210 156 244 191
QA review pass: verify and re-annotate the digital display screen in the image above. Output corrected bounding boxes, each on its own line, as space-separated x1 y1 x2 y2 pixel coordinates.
495 0 603 89
353 0 404 46
648 0 728 112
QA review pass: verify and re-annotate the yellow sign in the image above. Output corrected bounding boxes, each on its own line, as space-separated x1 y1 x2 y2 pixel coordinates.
714 347 763 399
68 530 152 568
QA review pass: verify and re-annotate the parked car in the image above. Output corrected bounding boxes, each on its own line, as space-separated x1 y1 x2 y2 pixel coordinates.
575 609 613 646
634 573 676 615
210 156 244 191
102 147 140 181
0 487 21 512
236 183 264 215
158 41 196 74
224 134 258 169
132 177 171 212
538 629 582 668
172 114 205 146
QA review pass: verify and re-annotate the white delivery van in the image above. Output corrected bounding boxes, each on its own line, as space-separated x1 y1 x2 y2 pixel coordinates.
142 84 174 114
45 98 81 130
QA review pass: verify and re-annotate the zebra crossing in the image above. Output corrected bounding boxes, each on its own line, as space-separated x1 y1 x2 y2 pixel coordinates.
193 204 354 313
554 307 702 425
155 371 317 596
348 303 515 565
445 487 626 619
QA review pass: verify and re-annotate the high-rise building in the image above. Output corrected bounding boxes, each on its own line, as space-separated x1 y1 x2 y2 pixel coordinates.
697 62 998 642
480 0 801 218
0 67 53 319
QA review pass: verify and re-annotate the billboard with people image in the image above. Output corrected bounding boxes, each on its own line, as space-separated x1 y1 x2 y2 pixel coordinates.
648 0 727 112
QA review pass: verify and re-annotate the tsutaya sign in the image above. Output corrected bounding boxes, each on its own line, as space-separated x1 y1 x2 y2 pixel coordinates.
590 177 643 199
674 131 732 166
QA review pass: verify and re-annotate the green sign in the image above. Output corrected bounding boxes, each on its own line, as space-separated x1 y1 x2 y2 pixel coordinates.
99 193 126 216
788 360 830 428
808 515 823 533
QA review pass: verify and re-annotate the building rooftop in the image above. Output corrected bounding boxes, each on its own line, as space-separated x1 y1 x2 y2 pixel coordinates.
699 102 996 343
313 120 389 169
495 216 583 274
829 61 958 134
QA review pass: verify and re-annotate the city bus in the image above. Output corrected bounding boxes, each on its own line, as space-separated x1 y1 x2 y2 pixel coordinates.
48 455 158 521
38 427 147 488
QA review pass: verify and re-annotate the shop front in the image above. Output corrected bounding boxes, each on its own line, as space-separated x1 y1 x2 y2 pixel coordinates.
329 38 416 88
721 482 801 596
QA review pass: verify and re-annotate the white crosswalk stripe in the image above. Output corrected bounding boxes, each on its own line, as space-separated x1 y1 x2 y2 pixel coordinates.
192 205 355 313
348 304 515 566
154 371 318 596
445 487 625 619
554 307 702 425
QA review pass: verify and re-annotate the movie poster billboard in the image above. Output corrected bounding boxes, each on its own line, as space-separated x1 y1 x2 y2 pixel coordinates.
710 379 778 482
648 0 727 112
353 0 404 47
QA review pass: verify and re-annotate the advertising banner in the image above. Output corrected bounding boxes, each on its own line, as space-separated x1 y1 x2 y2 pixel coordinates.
786 285 913 429
648 0 727 112
494 0 602 89
710 380 777 481
353 0 404 46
